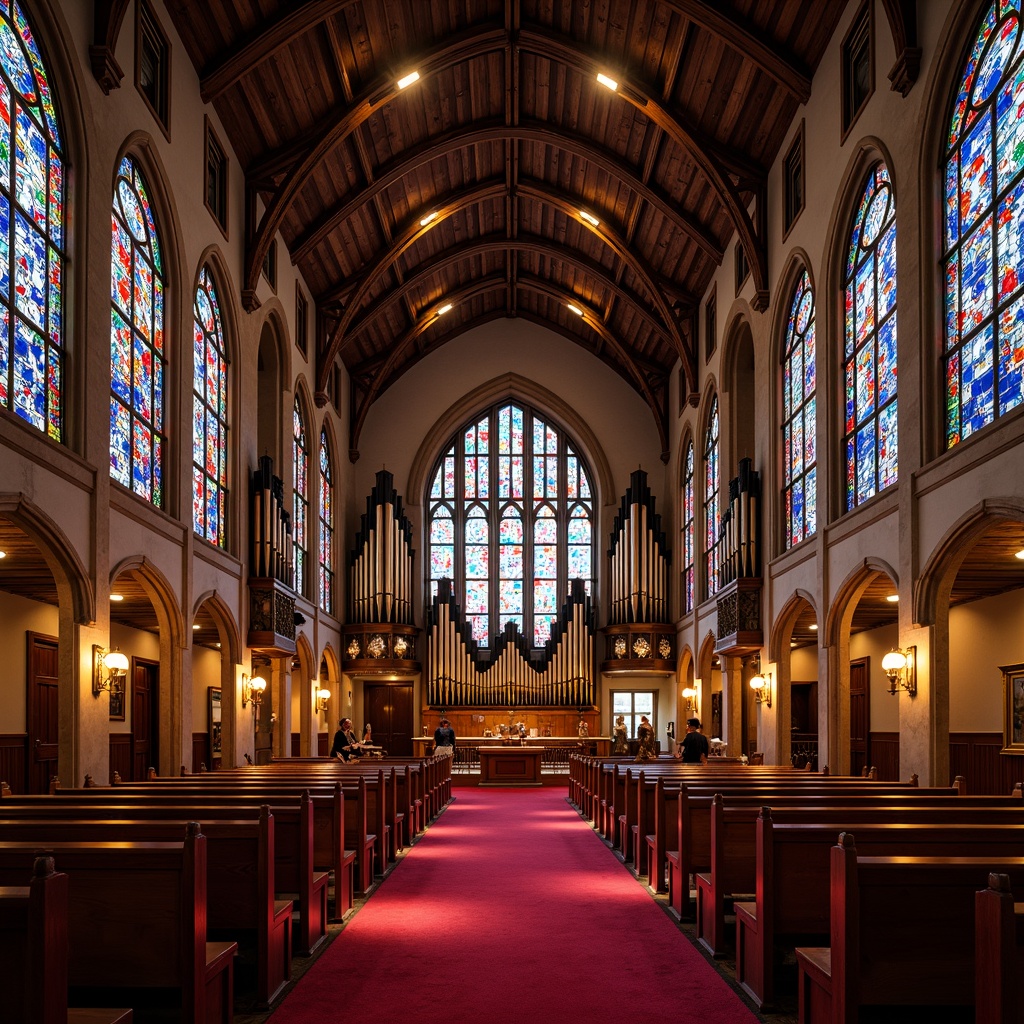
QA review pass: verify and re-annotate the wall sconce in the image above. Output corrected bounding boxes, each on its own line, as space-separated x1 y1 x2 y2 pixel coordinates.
682 686 697 714
93 645 129 697
314 684 331 714
750 656 772 708
883 645 917 696
242 673 267 709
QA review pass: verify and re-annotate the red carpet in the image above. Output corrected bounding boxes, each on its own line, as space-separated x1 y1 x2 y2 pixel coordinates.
270 786 760 1023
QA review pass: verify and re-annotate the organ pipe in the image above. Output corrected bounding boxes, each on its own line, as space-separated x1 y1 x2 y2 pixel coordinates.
607 469 670 625
250 455 294 589
718 458 761 588
348 469 415 624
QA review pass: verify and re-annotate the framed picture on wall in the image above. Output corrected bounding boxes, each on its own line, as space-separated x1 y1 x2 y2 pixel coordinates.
109 686 125 722
1001 663 1024 753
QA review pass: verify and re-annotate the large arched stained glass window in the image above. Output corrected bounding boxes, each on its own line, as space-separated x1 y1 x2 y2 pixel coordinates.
703 398 720 599
0 1 65 439
844 164 897 510
427 402 594 648
293 398 309 598
110 156 165 503
944 2 1024 445
782 270 817 547
318 428 334 616
192 266 228 547
681 438 695 613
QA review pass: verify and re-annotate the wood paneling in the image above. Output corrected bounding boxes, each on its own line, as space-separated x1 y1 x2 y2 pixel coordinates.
869 731 900 781
949 732 1024 795
109 733 132 784
191 732 208 773
317 733 328 757
0 734 26 794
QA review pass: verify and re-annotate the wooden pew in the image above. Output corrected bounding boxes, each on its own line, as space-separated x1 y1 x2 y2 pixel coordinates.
0 855 132 1024
0 826 235 1024
975 871 1024 1024
794 835 1024 1023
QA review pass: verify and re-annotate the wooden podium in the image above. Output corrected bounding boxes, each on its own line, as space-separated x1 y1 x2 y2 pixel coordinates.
478 746 544 786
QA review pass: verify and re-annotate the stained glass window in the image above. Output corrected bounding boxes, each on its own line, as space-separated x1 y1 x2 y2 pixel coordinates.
782 269 817 547
704 397 721 599
681 439 695 613
110 155 165 504
192 266 228 547
293 397 309 598
944 1 1024 445
427 401 594 648
0 1 64 440
844 164 897 511
319 428 334 615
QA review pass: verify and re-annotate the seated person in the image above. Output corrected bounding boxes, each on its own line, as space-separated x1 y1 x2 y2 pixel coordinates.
330 717 364 760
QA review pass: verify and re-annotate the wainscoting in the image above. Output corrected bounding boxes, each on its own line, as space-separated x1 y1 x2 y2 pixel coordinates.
192 732 208 774
870 732 900 781
109 733 132 783
0 733 26 793
949 732 1024 794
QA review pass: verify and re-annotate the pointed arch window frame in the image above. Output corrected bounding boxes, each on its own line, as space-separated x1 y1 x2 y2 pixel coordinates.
292 396 310 599
426 400 595 650
943 1 1024 446
0 0 66 441
318 427 335 616
703 397 721 601
681 437 696 613
110 154 166 505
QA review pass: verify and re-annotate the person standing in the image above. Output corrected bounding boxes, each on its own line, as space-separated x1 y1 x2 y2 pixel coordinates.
331 718 364 760
433 717 456 755
676 717 709 764
634 714 657 762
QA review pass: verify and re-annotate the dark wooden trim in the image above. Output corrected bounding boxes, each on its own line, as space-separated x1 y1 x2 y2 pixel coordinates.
869 730 899 781
0 734 27 794
192 732 208 774
109 733 132 784
950 732 1024 795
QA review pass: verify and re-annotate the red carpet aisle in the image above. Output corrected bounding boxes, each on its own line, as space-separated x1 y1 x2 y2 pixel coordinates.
270 786 760 1024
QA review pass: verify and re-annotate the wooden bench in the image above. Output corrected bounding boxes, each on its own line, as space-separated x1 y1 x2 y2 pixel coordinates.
0 854 132 1024
795 834 1024 1023
975 871 1024 1024
0 826 235 1024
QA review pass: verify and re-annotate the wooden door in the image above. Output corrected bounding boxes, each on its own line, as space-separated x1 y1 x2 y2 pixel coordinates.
849 656 870 776
26 632 59 794
132 657 159 780
364 683 414 756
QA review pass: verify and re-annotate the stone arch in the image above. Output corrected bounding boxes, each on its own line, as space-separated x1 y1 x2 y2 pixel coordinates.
109 555 185 776
697 630 719 735
676 643 697 728
769 588 821 767
191 590 240 769
292 630 317 756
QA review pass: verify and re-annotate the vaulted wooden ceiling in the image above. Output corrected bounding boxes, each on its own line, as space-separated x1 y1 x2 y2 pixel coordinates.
137 0 863 460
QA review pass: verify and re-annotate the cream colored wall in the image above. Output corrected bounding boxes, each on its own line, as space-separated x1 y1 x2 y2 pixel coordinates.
849 624 900 733
949 588 1024 734
107 622 160 734
0 592 60 733
600 674 676 746
789 645 819 683
191 646 224 735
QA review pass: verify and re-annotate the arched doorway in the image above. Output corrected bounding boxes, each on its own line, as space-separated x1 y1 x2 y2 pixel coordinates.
770 593 819 770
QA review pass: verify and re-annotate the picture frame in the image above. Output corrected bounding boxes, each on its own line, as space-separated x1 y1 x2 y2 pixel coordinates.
109 685 125 722
209 686 222 759
1001 663 1024 753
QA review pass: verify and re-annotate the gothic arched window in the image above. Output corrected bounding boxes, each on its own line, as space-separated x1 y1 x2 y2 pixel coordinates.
944 2 1024 445
0 1 65 439
192 266 228 547
292 397 309 598
427 402 594 648
110 156 165 503
681 438 695 613
703 397 721 599
782 270 817 547
319 428 334 615
844 163 897 510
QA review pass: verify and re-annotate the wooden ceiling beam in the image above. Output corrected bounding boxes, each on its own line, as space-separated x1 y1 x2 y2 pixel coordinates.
663 0 811 102
200 0 355 102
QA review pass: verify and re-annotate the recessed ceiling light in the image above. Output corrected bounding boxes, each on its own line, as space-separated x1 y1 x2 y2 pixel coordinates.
436 303 453 316
214 642 221 649
397 70 420 89
886 594 899 603
110 593 124 602
579 210 600 227
1015 549 1024 560
809 623 818 631
567 303 584 316
419 211 438 227
0 550 6 559
192 623 201 630
596 73 618 91
790 641 797 647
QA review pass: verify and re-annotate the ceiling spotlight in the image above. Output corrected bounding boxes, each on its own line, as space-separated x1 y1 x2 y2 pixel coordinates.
419 210 438 227
0 550 6 559
436 303 453 316
579 210 600 227
886 594 899 603
809 623 818 631
567 303 584 316
596 73 618 91
397 70 420 89
1015 549 1024 560
192 623 201 631
110 593 124 602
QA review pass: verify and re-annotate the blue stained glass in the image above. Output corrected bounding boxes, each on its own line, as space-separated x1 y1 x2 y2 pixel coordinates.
960 114 993 233
430 465 443 499
580 468 591 499
946 159 959 249
567 517 590 544
499 514 522 543
431 515 454 544
431 546 453 578
133 259 153 343
533 456 544 496
0 194 8 299
12 315 41 427
804 397 816 466
997 61 1024 188
856 421 876 504
117 176 147 243
878 401 898 489
877 224 897 320
804 322 816 395
782 270 815 544
974 14 1020 106
845 437 856 511
0 18 33 98
856 342 875 420
133 333 151 421
878 316 898 406
465 514 488 544
109 399 130 485
500 545 522 577
568 546 590 577
855 257 875 345
14 104 45 228
791 478 804 545
997 180 1024 301
192 397 204 464
132 421 152 498
14 208 43 327
500 579 523 613
962 216 994 332
466 544 488 578
465 456 476 497
110 309 131 402
962 321 995 437
498 456 510 496
998 291 1024 412
805 467 817 536
0 307 7 405
534 581 556 612
0 81 8 194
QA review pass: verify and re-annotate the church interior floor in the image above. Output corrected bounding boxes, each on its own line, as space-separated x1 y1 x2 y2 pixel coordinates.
234 782 806 1024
